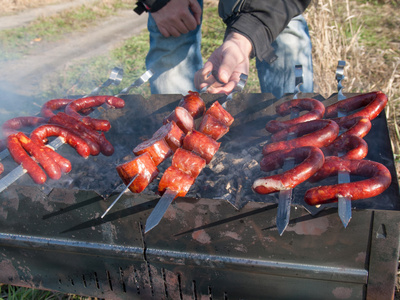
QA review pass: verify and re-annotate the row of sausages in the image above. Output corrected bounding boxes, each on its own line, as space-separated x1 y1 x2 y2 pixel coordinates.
0 96 125 183
252 91 392 206
116 91 234 200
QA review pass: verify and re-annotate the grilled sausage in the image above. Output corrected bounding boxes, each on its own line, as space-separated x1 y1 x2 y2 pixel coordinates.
182 130 221 164
262 119 339 155
53 112 114 156
30 124 91 158
116 152 159 193
198 114 229 141
205 101 234 126
252 146 324 195
49 113 101 156
16 132 62 180
152 121 185 152
158 166 195 198
2 116 47 137
325 91 388 122
265 98 326 133
0 162 3 175
321 134 368 160
335 116 372 139
133 136 173 166
164 106 194 134
7 134 47 184
178 91 206 119
171 148 206 178
41 146 72 173
305 156 392 205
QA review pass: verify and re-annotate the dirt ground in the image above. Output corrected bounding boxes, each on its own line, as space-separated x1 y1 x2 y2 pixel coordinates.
0 0 147 121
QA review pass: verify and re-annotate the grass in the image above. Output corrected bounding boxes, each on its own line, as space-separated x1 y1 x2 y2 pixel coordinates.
0 0 399 298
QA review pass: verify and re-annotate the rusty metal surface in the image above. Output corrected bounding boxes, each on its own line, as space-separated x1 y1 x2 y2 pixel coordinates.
0 92 399 299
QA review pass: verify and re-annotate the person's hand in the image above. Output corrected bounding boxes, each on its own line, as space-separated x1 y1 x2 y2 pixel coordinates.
194 32 252 94
151 0 202 37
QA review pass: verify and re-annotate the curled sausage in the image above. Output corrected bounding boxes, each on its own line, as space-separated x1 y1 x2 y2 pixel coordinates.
2 116 47 137
164 106 194 134
252 146 325 195
172 148 206 178
262 119 339 155
335 116 372 139
30 124 91 158
179 91 206 119
325 91 388 122
7 134 47 184
265 98 326 133
65 95 125 131
182 130 221 164
116 152 159 193
16 132 62 180
305 156 392 205
158 166 195 198
42 146 72 173
322 135 368 160
52 112 114 156
49 113 101 156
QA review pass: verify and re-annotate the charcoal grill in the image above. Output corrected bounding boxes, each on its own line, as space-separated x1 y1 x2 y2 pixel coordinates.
0 92 399 300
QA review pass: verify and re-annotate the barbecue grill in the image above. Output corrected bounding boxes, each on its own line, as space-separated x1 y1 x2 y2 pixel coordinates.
0 92 399 300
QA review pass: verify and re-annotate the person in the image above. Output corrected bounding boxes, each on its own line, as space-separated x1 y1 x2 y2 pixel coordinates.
134 0 313 99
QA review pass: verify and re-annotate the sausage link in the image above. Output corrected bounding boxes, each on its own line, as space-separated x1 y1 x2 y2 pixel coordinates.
2 116 47 137
152 121 185 152
252 146 324 195
42 146 72 173
335 116 372 139
16 132 62 180
321 135 368 160
262 120 339 155
178 91 206 119
265 98 325 133
325 91 388 122
30 124 91 158
50 113 101 156
7 134 47 184
54 112 114 156
305 156 392 205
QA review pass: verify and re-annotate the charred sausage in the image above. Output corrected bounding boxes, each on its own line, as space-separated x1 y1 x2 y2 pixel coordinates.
321 134 368 160
252 146 325 195
305 156 392 205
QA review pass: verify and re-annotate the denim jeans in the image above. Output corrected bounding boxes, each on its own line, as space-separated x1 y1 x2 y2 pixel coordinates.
146 2 313 98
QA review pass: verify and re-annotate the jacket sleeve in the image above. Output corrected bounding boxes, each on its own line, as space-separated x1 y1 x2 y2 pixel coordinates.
218 0 311 63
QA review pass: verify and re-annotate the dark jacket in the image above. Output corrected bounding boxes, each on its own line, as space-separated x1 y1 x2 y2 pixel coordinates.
218 0 311 63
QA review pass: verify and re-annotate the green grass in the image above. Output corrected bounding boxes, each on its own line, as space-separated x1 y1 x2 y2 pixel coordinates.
0 0 132 61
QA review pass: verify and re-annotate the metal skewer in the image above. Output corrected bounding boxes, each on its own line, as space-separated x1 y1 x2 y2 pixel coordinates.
0 69 153 194
276 65 303 236
336 60 352 227
144 74 248 234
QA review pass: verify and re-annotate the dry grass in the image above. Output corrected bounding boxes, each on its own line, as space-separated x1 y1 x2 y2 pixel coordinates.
304 0 400 171
0 0 62 14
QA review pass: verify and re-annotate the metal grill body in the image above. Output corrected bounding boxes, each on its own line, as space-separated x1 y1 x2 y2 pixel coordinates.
0 93 399 299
